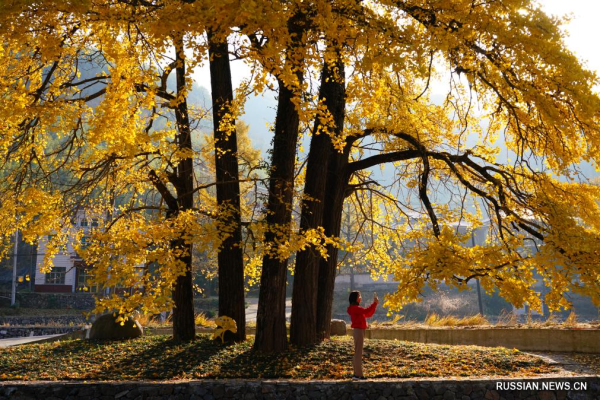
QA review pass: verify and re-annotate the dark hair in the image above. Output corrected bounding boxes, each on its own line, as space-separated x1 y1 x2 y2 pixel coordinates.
349 291 360 305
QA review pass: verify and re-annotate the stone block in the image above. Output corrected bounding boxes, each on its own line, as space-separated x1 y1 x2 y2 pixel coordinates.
89 314 143 340
443 390 456 400
330 319 347 336
192 386 207 396
212 385 226 399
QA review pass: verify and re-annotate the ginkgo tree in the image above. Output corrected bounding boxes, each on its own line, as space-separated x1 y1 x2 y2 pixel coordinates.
0 0 266 342
286 0 600 348
1 0 600 354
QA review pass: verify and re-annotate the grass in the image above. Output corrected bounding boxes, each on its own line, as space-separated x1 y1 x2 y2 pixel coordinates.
563 311 578 327
194 312 216 328
370 312 600 330
133 312 216 329
0 334 556 381
424 313 489 327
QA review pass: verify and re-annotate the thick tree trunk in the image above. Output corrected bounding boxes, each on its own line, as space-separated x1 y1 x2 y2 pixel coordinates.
208 31 246 342
315 141 351 341
290 54 345 346
254 77 302 352
172 240 195 342
171 37 196 342
254 10 307 353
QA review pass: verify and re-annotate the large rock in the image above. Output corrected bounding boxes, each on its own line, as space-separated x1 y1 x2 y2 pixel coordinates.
89 313 143 340
330 319 347 336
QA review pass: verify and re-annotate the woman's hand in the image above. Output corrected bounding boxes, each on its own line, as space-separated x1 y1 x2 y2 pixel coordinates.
373 293 379 304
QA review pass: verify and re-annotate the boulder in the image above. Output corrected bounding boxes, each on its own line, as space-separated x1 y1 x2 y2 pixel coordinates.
330 319 347 336
89 313 143 340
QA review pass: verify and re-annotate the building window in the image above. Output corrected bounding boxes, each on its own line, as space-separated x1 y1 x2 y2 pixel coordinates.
91 219 99 227
76 267 96 293
80 236 90 249
46 267 66 284
80 219 88 227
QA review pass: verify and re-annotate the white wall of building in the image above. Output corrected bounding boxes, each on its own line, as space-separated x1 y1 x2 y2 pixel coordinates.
34 237 77 289
34 210 97 291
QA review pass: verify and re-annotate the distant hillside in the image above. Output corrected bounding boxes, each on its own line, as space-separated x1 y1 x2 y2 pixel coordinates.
239 92 277 156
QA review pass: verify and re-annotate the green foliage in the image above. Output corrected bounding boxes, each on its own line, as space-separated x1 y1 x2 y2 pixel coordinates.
484 290 513 316
193 297 218 318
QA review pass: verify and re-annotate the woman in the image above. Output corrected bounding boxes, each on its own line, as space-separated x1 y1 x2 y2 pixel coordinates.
347 290 378 380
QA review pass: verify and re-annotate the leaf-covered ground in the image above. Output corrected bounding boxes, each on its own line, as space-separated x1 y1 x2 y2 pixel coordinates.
0 335 556 381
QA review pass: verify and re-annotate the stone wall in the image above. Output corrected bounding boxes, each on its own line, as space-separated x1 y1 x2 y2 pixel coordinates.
0 377 598 399
0 326 84 339
0 315 88 338
17 293 96 309
355 327 600 353
0 315 88 326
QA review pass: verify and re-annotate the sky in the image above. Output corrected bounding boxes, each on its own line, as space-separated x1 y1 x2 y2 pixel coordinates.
540 0 600 75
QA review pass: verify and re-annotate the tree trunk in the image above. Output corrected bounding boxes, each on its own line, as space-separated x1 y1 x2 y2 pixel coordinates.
208 31 246 343
172 240 195 341
290 53 345 346
254 74 302 352
316 143 352 341
171 36 196 342
254 11 309 352
313 136 419 339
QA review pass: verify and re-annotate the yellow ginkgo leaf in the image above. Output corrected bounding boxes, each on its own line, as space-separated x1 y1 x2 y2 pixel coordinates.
213 315 237 343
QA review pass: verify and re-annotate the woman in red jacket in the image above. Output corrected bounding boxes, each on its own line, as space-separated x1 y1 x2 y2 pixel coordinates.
347 290 378 380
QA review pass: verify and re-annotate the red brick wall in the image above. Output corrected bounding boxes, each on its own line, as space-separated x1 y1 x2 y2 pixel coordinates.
34 284 72 293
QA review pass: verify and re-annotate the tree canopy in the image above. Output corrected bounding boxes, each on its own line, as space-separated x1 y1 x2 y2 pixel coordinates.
1 0 599 351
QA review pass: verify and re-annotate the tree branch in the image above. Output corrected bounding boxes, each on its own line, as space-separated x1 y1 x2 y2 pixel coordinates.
148 169 178 211
347 149 420 173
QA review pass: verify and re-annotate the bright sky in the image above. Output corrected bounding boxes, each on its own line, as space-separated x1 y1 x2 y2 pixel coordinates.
539 0 600 76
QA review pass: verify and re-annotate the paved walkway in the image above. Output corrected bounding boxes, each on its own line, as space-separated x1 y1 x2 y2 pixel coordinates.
0 334 63 348
529 352 600 376
245 297 291 323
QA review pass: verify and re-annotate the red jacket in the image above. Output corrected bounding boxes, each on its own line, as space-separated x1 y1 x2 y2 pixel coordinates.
347 302 377 329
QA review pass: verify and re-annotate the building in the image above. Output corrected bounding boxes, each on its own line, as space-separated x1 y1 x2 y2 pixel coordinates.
33 211 99 293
